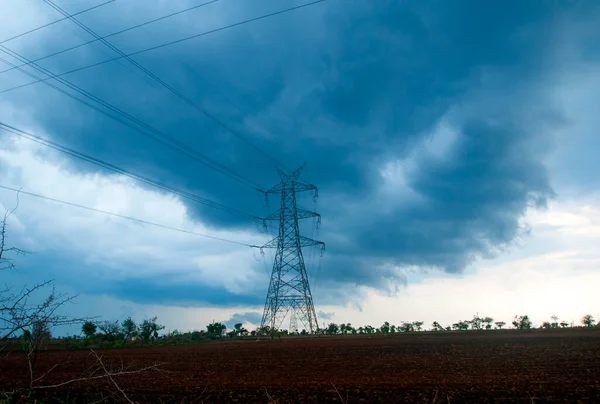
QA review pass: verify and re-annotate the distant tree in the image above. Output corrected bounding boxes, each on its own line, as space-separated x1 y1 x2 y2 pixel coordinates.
364 325 374 334
32 319 52 341
121 317 138 340
140 317 165 342
581 314 595 328
97 320 121 342
452 321 470 331
233 322 248 336
399 322 414 333
390 325 396 333
327 322 339 335
483 317 494 330
512 315 532 330
412 321 424 332
494 321 506 330
470 315 484 330
357 327 364 334
82 321 97 338
445 326 452 331
431 321 444 331
550 315 560 329
206 321 226 338
380 321 391 334
560 321 569 328
541 321 552 330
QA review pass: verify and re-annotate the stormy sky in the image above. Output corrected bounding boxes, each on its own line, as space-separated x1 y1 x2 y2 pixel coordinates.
1 0 599 332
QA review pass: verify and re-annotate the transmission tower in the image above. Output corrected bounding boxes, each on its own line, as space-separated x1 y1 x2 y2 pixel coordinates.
259 164 324 333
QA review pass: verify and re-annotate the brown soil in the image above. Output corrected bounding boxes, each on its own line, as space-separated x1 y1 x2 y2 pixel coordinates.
2 328 599 403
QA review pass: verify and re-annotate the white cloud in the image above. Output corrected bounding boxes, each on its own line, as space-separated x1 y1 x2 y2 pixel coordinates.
322 197 600 329
0 136 268 289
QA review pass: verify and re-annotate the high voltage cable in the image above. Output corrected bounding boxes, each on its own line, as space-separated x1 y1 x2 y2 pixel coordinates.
40 0 293 173
0 1 326 185
0 0 319 182
0 1 324 98
0 0 116 45
0 51 264 191
0 121 259 221
0 184 260 248
0 0 218 76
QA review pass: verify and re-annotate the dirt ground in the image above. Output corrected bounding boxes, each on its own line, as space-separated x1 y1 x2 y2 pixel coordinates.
2 328 600 403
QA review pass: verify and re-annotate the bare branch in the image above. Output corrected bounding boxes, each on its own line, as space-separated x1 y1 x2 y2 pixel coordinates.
1 195 28 271
90 349 135 404
33 359 165 390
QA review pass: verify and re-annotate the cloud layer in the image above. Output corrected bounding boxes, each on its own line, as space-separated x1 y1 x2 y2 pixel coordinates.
1 0 599 314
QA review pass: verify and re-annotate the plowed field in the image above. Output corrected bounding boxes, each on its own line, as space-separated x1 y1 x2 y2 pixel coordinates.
2 329 600 403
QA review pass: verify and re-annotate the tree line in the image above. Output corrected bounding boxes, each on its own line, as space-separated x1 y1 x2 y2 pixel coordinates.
317 313 597 335
46 312 597 350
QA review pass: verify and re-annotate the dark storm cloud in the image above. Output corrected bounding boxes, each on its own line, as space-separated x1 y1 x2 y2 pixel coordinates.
1 0 596 304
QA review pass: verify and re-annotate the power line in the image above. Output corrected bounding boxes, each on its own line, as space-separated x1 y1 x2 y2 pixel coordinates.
0 184 260 248
0 0 218 76
0 1 325 101
0 0 316 184
0 121 260 221
0 0 116 45
0 50 265 191
41 0 293 173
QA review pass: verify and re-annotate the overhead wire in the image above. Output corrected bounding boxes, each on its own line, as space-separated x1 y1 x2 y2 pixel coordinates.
0 0 319 185
0 0 116 45
41 0 292 174
0 184 260 248
1 0 324 92
0 50 264 191
0 1 325 103
0 0 218 76
0 121 259 221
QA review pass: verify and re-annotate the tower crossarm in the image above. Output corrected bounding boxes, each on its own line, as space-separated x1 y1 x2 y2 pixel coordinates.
260 207 320 221
291 181 318 194
257 235 325 250
298 236 325 248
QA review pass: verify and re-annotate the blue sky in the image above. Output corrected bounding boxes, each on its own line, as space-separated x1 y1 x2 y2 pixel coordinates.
1 0 600 333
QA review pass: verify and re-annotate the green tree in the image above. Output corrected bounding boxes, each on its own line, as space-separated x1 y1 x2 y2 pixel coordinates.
82 321 97 338
121 317 138 340
97 320 121 342
452 321 470 331
431 321 444 331
494 321 506 329
326 322 339 335
412 321 424 331
581 314 595 328
550 315 560 329
560 321 569 328
399 322 414 333
483 317 494 330
512 315 532 330
140 317 164 342
380 321 391 334
32 319 51 341
470 315 483 330
233 323 248 336
206 321 226 338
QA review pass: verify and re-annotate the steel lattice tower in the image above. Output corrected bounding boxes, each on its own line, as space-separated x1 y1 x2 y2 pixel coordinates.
259 164 324 333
